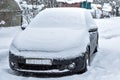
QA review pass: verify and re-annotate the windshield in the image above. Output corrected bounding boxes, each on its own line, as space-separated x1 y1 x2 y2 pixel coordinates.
28 8 87 29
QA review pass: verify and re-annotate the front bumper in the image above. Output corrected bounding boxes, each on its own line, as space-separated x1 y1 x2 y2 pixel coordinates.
9 52 86 74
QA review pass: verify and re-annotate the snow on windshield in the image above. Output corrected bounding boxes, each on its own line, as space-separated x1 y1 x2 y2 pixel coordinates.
28 8 87 29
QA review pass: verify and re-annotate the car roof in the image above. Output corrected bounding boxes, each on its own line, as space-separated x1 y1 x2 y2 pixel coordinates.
28 7 94 29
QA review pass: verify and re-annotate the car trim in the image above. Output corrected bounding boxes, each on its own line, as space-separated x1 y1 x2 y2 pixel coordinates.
16 68 69 73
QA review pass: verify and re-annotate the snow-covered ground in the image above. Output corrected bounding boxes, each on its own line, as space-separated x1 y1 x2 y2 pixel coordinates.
0 17 120 80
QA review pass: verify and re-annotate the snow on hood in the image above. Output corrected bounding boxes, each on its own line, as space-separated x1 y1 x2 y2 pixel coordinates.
12 28 89 52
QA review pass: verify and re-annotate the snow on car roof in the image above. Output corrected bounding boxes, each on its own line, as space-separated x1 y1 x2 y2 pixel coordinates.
28 8 88 29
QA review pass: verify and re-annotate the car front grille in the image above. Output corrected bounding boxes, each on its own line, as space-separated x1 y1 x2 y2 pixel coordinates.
18 63 62 70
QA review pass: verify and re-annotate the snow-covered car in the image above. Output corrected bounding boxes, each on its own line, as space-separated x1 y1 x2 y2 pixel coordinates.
9 8 99 75
102 3 112 18
90 4 102 18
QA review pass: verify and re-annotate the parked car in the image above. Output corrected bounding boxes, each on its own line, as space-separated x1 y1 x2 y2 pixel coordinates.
9 8 99 75
90 4 102 18
102 3 112 18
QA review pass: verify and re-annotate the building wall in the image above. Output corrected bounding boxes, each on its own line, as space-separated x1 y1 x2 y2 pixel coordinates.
63 3 80 7
0 0 22 27
57 2 80 7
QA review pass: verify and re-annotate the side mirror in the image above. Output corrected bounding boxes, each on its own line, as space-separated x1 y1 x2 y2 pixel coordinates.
89 28 98 32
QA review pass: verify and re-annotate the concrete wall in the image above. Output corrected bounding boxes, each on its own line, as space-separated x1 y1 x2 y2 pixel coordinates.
0 0 22 27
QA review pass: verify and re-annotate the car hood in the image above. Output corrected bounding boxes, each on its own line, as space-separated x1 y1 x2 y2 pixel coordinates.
12 28 89 52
